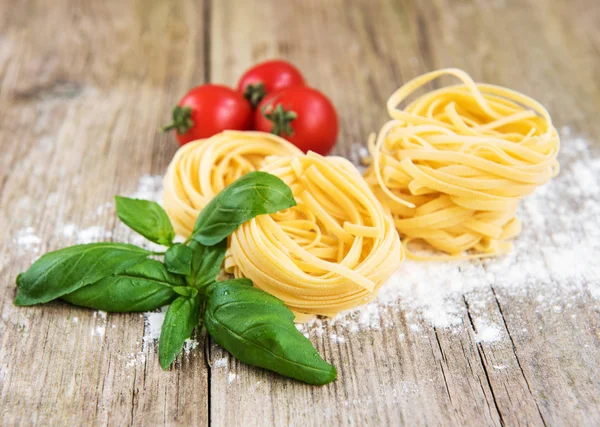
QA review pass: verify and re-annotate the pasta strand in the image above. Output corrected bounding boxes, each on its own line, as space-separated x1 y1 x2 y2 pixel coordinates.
163 131 403 317
163 131 302 236
227 153 403 317
364 68 559 259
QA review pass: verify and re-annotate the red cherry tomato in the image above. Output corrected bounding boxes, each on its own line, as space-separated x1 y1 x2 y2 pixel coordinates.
162 84 252 145
237 60 306 108
254 87 338 155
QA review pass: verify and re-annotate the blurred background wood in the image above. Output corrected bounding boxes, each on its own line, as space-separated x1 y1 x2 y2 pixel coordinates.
1 0 599 425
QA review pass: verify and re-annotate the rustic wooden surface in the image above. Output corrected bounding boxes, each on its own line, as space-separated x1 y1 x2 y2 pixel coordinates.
1 0 599 425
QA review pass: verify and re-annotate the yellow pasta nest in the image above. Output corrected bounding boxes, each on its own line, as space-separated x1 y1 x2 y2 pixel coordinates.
226 152 403 318
163 131 302 236
364 68 560 259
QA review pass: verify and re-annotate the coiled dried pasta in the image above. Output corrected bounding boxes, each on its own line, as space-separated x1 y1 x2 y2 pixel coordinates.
163 131 302 236
364 68 560 259
226 152 403 318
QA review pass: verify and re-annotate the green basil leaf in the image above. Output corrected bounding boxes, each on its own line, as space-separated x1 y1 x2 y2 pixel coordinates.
164 243 192 275
62 259 182 312
159 295 200 369
173 286 198 298
115 196 175 246
14 243 151 306
192 171 296 246
204 279 337 385
187 239 227 289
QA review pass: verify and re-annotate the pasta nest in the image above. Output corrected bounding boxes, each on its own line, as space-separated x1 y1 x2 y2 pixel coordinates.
226 152 403 318
163 131 302 236
364 68 560 259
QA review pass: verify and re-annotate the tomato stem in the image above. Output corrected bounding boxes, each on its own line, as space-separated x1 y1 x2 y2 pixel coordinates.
243 83 267 108
161 106 194 135
262 104 297 137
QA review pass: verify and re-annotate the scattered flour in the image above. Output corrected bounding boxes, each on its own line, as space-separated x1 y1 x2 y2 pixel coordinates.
14 227 41 252
128 175 164 201
183 339 199 353
91 325 106 337
126 352 146 368
133 305 199 366
329 333 346 344
13 175 165 253
91 310 108 337
409 324 423 333
474 319 502 343
142 307 168 348
214 357 229 369
76 226 112 244
10 130 600 363
141 308 199 354
60 223 77 238
301 128 600 338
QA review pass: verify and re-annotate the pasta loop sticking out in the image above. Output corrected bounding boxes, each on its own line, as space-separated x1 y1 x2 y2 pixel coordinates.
226 153 403 318
364 68 560 259
163 131 302 236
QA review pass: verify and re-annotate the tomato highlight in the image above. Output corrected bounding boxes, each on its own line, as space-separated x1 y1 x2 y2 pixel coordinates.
237 60 306 108
255 87 338 155
162 84 253 145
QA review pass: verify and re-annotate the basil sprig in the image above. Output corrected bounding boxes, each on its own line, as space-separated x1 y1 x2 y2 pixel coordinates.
115 196 175 246
205 279 337 385
191 171 296 245
187 239 227 290
13 172 336 385
159 294 201 369
164 243 193 275
14 243 151 306
62 259 183 312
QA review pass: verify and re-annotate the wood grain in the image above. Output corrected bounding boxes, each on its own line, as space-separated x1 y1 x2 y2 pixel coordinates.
0 0 210 424
210 0 600 425
1 0 599 425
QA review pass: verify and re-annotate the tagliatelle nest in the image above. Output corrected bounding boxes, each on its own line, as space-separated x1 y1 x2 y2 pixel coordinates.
226 152 403 319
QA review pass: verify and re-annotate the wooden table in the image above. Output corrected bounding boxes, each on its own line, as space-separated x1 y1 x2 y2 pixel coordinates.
1 0 599 425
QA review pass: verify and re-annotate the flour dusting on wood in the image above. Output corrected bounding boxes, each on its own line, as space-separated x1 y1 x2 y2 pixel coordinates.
9 131 600 370
473 319 502 343
14 227 41 253
304 130 600 340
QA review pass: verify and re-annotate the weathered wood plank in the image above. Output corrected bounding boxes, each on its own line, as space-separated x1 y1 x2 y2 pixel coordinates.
1 0 600 425
208 0 600 426
208 1 524 425
0 0 209 424
417 0 600 424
